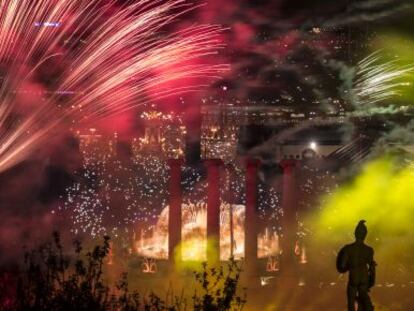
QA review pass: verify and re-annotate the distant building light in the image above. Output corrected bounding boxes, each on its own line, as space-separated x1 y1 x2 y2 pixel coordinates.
56 90 75 95
260 276 275 286
34 22 62 27
291 113 305 118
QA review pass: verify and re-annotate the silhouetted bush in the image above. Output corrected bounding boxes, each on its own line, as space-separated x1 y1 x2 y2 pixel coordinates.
1 232 245 311
193 261 246 311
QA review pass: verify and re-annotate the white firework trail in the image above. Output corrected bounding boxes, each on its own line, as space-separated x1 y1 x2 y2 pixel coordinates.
353 51 414 106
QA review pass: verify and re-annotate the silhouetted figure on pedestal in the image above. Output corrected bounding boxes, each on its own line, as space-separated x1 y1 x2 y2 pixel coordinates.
337 220 376 311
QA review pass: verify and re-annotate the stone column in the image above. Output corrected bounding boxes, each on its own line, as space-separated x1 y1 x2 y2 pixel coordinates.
280 159 299 274
245 158 260 277
205 159 222 265
168 159 184 264
224 164 235 258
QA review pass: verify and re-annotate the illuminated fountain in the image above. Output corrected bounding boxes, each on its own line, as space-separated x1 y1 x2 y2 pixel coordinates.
134 202 280 261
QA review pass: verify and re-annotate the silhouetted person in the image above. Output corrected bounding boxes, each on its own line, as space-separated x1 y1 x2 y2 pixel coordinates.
337 220 376 311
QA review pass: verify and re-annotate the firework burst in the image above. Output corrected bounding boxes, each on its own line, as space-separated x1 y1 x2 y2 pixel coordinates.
0 0 228 172
352 51 414 106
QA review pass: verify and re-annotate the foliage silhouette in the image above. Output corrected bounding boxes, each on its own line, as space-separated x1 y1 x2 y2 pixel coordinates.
193 260 246 311
0 232 245 311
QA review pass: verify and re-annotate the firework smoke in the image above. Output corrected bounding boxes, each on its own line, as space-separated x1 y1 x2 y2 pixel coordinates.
0 0 228 173
323 0 411 28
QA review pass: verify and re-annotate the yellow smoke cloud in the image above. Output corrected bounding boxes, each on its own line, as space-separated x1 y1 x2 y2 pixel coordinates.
173 237 221 271
308 157 414 280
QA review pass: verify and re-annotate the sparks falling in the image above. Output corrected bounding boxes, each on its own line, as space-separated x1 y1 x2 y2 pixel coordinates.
353 52 414 106
0 0 228 173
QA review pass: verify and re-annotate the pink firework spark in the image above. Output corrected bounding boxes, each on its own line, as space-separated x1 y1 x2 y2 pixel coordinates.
0 0 228 172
